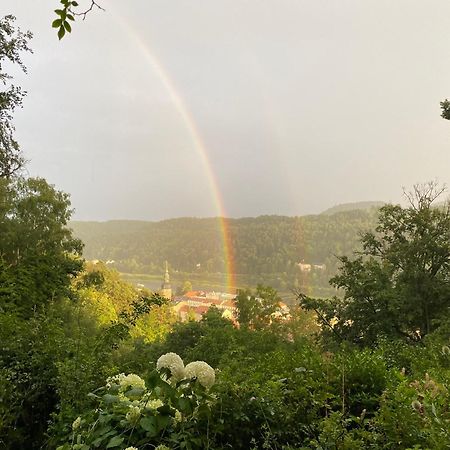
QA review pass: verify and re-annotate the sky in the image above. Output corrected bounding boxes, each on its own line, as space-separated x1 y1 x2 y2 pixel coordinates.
3 0 450 220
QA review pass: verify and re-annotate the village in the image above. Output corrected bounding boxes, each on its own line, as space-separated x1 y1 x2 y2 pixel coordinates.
151 262 291 323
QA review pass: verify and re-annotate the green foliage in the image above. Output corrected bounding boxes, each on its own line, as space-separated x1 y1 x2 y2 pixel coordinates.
70 210 378 294
301 183 450 345
54 358 216 450
236 284 286 330
0 177 83 315
0 15 32 178
52 0 79 40
176 280 193 296
440 98 450 120
52 0 103 40
0 253 168 449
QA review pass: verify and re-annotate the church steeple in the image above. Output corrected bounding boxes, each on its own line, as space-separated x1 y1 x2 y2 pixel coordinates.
160 261 172 299
163 260 170 285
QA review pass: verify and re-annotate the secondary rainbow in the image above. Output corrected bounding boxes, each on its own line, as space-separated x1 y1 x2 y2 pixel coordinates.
111 11 236 291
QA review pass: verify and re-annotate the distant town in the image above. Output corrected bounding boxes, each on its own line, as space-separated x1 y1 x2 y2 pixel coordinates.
141 261 291 323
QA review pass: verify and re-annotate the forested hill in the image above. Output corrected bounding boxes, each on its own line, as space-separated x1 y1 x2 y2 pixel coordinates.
70 207 379 280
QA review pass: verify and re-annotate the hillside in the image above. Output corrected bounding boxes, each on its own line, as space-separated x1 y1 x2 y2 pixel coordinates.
70 210 378 291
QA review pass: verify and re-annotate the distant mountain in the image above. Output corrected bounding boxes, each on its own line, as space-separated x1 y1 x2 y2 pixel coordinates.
321 201 385 216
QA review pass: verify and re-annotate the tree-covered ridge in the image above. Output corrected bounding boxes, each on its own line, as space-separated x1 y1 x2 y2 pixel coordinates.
70 209 379 279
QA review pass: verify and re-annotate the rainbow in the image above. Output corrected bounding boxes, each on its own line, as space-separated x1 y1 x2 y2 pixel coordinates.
110 9 236 291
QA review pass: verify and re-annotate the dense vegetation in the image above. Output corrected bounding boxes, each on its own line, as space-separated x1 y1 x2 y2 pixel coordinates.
1 13 449 450
70 208 379 293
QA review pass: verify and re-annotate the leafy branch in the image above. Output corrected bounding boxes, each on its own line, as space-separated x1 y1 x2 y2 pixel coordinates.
52 0 105 40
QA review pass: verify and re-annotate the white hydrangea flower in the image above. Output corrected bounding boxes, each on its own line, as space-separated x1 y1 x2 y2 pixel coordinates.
156 353 185 381
107 373 145 393
120 373 146 391
147 398 164 410
126 405 141 424
72 416 81 431
184 361 215 389
125 447 138 450
174 409 182 422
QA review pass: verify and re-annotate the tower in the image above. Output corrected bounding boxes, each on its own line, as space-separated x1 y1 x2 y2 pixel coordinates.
160 261 172 300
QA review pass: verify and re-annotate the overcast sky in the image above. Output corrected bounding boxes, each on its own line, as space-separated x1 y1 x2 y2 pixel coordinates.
3 0 450 220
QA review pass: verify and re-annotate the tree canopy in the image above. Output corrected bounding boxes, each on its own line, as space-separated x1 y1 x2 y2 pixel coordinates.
0 177 83 315
0 15 32 178
300 182 450 345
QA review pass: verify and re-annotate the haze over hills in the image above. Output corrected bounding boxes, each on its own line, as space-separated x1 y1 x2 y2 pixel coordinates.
70 202 382 293
320 201 385 215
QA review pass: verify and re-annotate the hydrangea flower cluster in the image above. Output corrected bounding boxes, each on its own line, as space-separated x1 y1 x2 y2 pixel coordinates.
106 373 146 392
157 353 215 389
62 354 217 450
185 361 216 389
156 352 185 381
126 405 141 424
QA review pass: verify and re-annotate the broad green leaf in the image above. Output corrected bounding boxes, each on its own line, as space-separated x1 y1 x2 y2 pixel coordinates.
157 404 173 415
140 416 158 436
52 19 62 28
92 437 104 448
106 436 124 448
102 394 120 404
58 26 66 40
124 387 145 399
177 397 193 414
146 370 161 389
64 21 72 32
156 414 170 430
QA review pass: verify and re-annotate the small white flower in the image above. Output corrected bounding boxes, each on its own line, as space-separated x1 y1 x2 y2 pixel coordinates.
184 361 215 389
157 353 185 381
72 416 81 430
125 447 138 450
155 445 171 450
126 405 141 424
174 410 182 422
147 399 164 410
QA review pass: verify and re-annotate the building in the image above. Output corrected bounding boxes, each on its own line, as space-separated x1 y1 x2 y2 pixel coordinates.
159 261 172 300
298 262 312 272
172 291 237 323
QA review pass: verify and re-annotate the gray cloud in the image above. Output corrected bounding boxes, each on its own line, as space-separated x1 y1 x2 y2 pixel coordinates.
4 0 450 220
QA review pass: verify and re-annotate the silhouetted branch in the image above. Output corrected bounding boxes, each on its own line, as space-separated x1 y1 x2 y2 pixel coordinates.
72 1 105 20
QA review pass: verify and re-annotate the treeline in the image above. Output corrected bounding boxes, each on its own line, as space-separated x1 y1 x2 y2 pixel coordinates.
70 209 379 283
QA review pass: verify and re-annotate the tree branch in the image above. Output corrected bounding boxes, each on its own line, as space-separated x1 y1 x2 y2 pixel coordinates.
71 1 105 21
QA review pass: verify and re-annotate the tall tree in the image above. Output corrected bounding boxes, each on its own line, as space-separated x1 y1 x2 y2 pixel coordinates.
0 177 83 315
300 182 450 345
0 15 32 178
236 284 284 330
